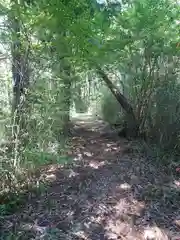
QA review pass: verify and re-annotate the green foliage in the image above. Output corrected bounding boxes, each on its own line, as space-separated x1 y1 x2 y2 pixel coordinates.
0 0 180 224
100 86 123 124
23 149 73 167
0 192 27 216
151 80 180 149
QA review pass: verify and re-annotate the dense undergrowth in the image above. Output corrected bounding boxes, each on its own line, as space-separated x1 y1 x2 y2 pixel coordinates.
0 0 180 238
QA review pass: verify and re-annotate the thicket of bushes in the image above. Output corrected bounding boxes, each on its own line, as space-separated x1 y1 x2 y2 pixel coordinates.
0 0 179 218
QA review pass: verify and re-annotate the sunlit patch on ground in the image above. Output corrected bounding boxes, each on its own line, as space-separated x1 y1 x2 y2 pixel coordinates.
174 180 180 188
88 160 106 169
2 118 180 239
143 226 169 240
44 173 57 181
116 183 131 190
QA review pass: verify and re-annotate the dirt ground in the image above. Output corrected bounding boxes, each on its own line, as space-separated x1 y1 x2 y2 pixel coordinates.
1 118 180 239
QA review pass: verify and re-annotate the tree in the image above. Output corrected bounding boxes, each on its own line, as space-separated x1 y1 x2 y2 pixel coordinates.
7 0 31 143
83 0 180 138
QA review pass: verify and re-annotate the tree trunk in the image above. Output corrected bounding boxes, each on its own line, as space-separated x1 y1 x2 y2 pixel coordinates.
60 77 71 137
52 58 72 144
96 66 139 137
10 2 30 143
11 18 23 117
59 58 72 136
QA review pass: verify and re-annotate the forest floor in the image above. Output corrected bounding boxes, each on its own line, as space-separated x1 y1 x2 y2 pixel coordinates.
1 115 180 239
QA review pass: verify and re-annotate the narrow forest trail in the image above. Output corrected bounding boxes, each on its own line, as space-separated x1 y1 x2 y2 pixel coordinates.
2 116 180 239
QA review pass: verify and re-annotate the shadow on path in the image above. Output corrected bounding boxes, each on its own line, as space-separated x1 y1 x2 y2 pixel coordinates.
1 119 180 239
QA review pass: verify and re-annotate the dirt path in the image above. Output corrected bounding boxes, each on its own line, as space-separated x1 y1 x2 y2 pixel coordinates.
1 118 180 239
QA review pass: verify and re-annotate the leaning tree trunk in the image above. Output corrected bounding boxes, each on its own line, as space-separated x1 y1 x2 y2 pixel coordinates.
96 66 139 137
